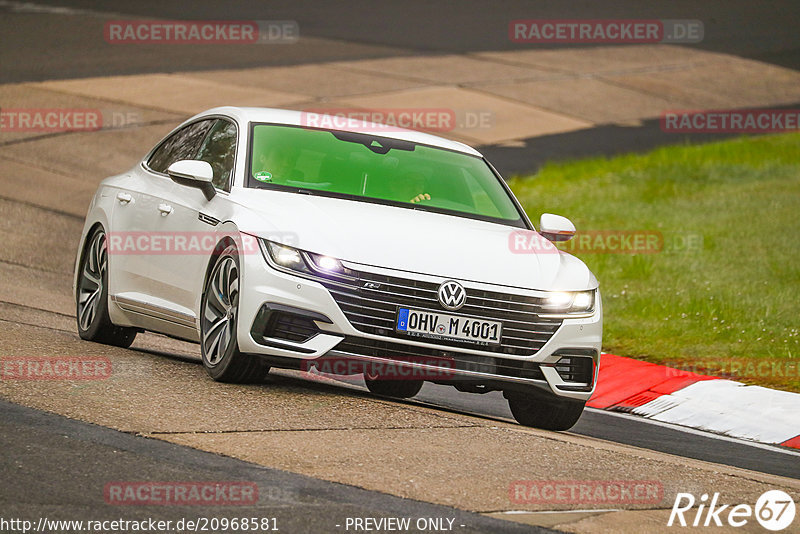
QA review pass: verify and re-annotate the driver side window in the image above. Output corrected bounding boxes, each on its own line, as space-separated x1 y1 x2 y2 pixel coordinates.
147 119 215 174
195 119 237 191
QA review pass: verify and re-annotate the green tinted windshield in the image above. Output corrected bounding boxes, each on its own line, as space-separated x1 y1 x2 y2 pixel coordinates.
248 124 524 225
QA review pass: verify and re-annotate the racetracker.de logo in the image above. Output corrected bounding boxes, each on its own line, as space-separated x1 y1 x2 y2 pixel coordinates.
104 482 258 506
302 356 456 381
0 109 102 133
508 230 664 255
0 357 111 380
509 480 664 505
104 20 299 44
301 108 457 133
661 109 800 133
107 232 265 255
509 19 703 44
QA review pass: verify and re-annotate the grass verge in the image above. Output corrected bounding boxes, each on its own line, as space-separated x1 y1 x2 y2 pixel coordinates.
508 134 800 392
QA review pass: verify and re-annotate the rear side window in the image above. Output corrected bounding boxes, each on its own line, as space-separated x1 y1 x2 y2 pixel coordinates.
196 119 237 191
147 119 215 174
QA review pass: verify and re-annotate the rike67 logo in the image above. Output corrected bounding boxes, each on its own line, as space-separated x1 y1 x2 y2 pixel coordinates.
668 490 796 531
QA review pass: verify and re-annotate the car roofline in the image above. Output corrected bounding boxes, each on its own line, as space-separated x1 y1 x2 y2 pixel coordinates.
186 106 484 158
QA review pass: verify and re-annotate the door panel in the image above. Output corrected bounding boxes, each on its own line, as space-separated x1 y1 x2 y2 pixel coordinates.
106 173 148 298
145 180 215 315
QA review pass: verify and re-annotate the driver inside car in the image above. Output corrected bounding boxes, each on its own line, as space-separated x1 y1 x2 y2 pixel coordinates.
389 169 432 204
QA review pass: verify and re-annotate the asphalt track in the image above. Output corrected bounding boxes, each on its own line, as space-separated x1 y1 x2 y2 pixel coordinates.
412 384 800 479
0 398 549 534
1 1 800 531
3 0 800 82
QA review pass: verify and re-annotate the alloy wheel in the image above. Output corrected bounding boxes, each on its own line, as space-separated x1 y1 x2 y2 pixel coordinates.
202 255 239 366
77 230 107 331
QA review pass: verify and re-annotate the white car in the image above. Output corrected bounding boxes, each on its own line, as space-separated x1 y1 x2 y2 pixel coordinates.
74 107 602 430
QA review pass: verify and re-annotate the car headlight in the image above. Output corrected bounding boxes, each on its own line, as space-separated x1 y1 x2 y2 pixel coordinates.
540 290 596 316
258 239 355 279
306 252 346 274
262 240 311 273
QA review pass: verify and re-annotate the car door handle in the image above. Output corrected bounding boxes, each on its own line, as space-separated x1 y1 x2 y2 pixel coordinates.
157 203 173 216
116 192 132 204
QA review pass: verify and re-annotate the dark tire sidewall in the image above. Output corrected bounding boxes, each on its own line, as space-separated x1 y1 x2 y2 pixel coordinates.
364 377 423 399
506 391 585 430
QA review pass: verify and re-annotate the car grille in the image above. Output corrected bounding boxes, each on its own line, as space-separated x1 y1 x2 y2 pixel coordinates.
318 270 562 356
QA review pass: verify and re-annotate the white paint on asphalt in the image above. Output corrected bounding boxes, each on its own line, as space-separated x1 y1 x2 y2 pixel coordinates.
0 0 126 17
629 380 800 445
0 1 86 14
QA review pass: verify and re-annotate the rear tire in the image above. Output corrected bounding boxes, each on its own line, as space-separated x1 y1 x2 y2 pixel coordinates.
200 244 268 383
506 390 585 431
364 375 423 399
76 227 137 348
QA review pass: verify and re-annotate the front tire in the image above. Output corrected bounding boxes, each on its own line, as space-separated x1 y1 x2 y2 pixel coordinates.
200 244 268 383
505 390 585 431
76 227 137 348
364 374 423 399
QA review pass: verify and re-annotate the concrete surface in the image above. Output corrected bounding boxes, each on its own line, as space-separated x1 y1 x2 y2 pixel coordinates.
9 45 800 150
33 74 313 116
184 64 429 99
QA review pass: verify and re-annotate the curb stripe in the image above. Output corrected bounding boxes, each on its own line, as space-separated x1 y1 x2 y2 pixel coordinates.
780 436 800 449
590 354 800 446
587 353 717 410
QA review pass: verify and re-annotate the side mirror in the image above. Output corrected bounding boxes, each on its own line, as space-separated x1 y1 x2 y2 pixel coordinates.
167 160 215 201
539 213 576 242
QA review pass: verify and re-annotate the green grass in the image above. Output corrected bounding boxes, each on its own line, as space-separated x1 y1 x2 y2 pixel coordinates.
508 134 800 392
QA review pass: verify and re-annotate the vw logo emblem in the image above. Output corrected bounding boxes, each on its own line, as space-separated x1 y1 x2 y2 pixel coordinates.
438 280 466 311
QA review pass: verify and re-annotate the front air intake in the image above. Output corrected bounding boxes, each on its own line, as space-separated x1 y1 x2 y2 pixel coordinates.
550 349 597 390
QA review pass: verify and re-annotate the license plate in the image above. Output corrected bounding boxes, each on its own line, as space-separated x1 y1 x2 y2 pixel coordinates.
396 308 502 346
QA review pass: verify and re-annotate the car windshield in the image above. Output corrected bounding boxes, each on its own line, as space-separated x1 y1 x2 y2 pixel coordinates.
248 123 525 227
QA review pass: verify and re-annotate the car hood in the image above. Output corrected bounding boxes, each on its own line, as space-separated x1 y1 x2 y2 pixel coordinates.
231 189 596 291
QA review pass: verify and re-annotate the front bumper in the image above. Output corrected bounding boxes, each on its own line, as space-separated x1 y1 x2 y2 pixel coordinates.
237 249 602 401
